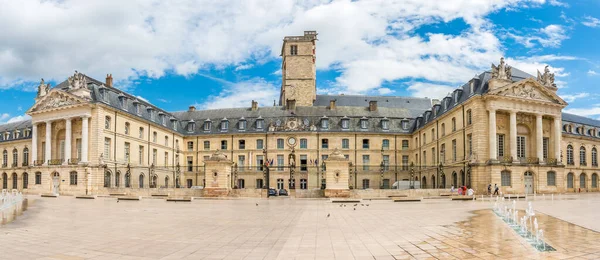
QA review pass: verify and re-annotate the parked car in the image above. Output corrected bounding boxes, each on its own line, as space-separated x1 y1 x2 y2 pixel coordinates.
268 188 278 197
278 189 288 196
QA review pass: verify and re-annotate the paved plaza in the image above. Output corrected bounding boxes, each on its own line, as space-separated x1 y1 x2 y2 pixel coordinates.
1 194 600 259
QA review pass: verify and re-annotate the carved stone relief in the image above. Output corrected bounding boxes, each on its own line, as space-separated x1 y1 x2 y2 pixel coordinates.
35 94 80 111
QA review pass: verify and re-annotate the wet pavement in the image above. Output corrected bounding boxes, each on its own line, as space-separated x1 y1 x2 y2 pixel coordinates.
0 194 599 259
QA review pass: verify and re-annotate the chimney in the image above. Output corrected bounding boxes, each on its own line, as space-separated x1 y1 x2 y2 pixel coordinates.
106 74 113 87
329 100 336 110
369 100 378 111
188 106 196 112
251 100 258 111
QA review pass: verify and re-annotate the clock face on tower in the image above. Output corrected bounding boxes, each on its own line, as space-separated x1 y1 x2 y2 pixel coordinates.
287 137 297 147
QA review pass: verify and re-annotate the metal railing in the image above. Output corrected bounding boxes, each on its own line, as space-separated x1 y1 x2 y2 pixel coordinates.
68 158 80 165
21 162 28 167
546 158 558 166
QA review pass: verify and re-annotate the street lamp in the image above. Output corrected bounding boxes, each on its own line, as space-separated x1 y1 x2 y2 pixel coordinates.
438 162 444 189
380 147 385 189
410 162 415 189
262 148 267 189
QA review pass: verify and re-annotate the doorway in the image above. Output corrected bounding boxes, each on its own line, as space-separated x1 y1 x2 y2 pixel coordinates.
524 171 534 194
52 172 60 195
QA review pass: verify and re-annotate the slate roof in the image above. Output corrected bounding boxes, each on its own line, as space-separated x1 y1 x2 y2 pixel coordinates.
314 95 432 118
562 113 600 128
0 120 32 143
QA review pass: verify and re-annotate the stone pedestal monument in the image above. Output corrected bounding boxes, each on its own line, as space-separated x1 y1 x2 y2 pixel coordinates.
203 150 233 197
324 148 351 198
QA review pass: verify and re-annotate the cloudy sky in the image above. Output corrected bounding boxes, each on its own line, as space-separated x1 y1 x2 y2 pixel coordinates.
0 0 599 123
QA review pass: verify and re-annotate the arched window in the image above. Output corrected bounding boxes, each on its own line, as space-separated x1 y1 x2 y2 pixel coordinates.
23 148 29 166
70 171 78 185
12 149 18 166
580 146 587 165
441 123 445 136
451 117 456 131
22 172 28 189
567 145 574 165
1 172 6 189
105 116 111 130
12 172 17 189
452 171 457 187
422 176 427 188
592 173 598 188
580 173 587 188
547 171 556 186
104 170 111 188
567 172 574 188
501 170 511 187
124 122 130 135
593 148 598 167
466 110 472 125
165 176 169 188
139 174 145 188
115 171 120 187
2 150 7 167
440 174 446 188
125 173 131 188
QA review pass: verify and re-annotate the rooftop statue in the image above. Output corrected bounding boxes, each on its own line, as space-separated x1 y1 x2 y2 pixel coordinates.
537 65 557 89
491 57 512 80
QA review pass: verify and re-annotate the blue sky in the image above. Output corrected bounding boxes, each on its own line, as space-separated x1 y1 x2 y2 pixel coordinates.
0 0 599 123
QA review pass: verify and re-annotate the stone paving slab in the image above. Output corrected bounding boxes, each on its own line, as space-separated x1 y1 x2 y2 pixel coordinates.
0 194 599 259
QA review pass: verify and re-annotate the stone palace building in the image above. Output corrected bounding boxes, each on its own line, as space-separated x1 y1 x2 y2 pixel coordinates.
0 31 598 197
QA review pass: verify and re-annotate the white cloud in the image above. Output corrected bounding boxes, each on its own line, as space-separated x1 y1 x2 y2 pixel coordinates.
407 82 455 99
589 70 598 76
196 78 279 110
582 16 600 28
377 88 393 95
0 114 31 124
560 93 589 103
135 96 151 104
509 24 569 48
234 64 254 71
548 0 568 7
564 106 600 117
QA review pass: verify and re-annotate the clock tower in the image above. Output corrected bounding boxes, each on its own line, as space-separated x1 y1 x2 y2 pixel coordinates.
279 31 317 108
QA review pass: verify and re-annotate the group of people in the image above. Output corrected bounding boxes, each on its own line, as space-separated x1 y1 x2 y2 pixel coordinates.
488 184 500 195
450 185 474 196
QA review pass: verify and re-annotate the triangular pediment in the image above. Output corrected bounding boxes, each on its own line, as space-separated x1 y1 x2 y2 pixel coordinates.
487 78 567 106
27 89 89 114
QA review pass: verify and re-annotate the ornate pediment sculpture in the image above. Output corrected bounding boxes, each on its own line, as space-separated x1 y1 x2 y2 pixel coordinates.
67 71 88 90
537 65 557 89
491 57 512 80
36 78 50 99
35 94 80 111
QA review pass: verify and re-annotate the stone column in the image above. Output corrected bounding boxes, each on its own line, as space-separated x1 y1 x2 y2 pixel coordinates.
64 118 72 165
31 123 37 165
44 121 52 165
489 109 497 161
80 116 89 164
536 114 543 163
510 111 517 162
554 116 562 163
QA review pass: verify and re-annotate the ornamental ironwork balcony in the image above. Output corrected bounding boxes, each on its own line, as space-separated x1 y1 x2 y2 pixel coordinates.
68 158 80 165
547 158 558 166
11 162 17 167
519 157 539 164
580 161 587 166
499 155 513 163
48 159 64 165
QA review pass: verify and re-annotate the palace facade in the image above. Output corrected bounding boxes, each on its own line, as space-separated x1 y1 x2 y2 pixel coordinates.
0 31 598 197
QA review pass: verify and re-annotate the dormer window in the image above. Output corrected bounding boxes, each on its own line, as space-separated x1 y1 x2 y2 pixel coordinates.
4 132 10 140
147 108 155 121
321 116 329 129
360 117 368 129
401 119 409 130
341 116 350 130
469 81 475 95
187 120 195 132
171 118 178 131
119 95 127 109
381 118 389 130
256 116 264 130
204 119 212 132
100 88 109 103
221 118 229 132
134 101 141 115
239 117 247 131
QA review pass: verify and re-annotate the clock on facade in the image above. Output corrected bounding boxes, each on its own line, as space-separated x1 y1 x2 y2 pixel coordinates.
287 137 297 147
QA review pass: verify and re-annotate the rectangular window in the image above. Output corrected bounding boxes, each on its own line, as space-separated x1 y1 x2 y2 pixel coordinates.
362 155 370 171
153 132 157 143
165 136 169 147
139 146 144 164
187 156 193 172
383 155 389 170
204 141 210 150
543 137 549 160
124 142 130 163
256 139 264 149
300 139 307 149
290 45 298 55
362 139 369 149
402 140 409 150
238 155 245 168
431 148 435 165
467 134 472 157
517 136 526 159
300 179 307 190
402 155 409 170
277 155 284 171
423 151 427 166
382 139 389 150
440 144 445 163
139 127 144 139
501 171 511 186
321 155 328 170
59 140 65 161
497 134 505 157
256 155 264 171
221 140 227 150
547 171 556 186
300 155 307 171
239 140 245 150
321 139 329 149
256 179 264 189
187 141 194 151
452 139 457 162
35 172 42 185
104 138 111 160
70 172 77 185
362 179 370 189
164 152 169 166
277 139 284 149
76 139 82 160
152 149 157 165
342 139 349 149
